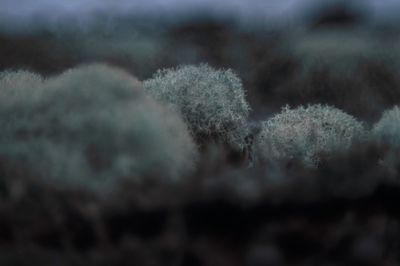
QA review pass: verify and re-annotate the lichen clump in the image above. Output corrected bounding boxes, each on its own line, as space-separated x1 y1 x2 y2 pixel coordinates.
0 64 197 193
144 64 250 151
254 104 366 167
372 106 400 147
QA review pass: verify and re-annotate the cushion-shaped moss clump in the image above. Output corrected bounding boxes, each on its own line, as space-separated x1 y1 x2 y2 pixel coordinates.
144 64 250 151
253 104 366 167
0 64 198 194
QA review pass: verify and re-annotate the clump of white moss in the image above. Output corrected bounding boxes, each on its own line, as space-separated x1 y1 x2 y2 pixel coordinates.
144 64 250 151
0 64 198 193
372 106 400 147
253 104 366 167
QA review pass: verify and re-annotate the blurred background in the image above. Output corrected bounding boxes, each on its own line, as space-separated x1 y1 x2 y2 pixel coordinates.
2 0 400 120
1 0 400 31
1 0 400 32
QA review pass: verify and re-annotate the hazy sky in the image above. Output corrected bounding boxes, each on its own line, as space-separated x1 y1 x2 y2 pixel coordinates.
0 0 306 20
0 0 399 33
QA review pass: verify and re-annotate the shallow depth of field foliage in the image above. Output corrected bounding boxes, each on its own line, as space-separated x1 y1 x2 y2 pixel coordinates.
0 70 44 88
372 106 400 147
2 12 400 265
0 70 45 106
0 64 197 193
144 64 250 151
254 104 366 167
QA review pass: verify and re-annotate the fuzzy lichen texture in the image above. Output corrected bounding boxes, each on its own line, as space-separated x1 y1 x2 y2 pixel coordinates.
254 104 366 167
144 64 250 151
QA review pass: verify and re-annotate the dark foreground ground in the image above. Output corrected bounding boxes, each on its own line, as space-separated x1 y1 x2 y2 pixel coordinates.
1 142 400 266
